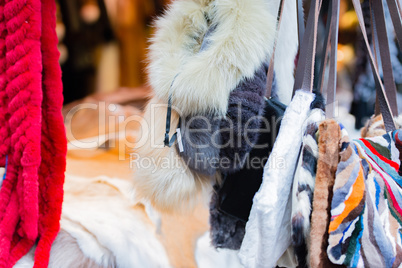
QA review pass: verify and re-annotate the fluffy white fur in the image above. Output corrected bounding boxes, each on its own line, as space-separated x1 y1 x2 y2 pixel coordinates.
147 0 278 116
132 97 214 211
139 0 295 212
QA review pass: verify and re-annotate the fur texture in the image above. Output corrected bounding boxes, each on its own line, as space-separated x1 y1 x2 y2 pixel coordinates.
17 175 172 268
133 97 213 211
290 91 325 266
15 231 108 268
47 231 108 268
177 63 270 175
0 0 67 266
195 231 244 268
177 113 221 176
238 90 315 268
61 175 171 268
36 0 68 265
219 63 270 173
361 114 402 138
310 90 326 110
291 109 324 268
328 130 402 266
209 96 285 250
209 185 246 250
309 119 341 268
147 0 278 116
0 0 42 264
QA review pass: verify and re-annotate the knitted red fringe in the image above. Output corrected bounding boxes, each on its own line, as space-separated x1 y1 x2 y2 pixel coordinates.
0 0 67 267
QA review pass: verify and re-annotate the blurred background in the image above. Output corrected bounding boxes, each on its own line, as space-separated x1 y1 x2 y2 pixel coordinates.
56 0 172 104
49 2 402 267
57 0 402 133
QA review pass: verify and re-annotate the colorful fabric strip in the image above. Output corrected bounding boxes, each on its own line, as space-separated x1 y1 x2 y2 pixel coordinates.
328 129 402 268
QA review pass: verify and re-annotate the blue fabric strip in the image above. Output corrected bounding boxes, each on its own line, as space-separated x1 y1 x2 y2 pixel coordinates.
2 155 7 184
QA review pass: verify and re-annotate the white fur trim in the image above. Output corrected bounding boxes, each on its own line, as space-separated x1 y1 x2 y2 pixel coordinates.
147 0 278 116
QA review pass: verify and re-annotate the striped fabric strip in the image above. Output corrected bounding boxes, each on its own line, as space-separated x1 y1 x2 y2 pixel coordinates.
328 129 402 268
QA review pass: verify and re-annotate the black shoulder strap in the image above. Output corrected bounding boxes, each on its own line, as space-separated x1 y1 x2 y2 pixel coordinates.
351 0 396 132
325 0 340 119
164 76 183 149
371 0 398 115
293 0 321 95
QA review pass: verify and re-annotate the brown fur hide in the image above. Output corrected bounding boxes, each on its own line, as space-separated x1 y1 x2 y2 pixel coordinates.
361 114 402 138
309 119 343 268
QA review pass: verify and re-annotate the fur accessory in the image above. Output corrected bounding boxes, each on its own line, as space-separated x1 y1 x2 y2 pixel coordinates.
135 0 286 211
0 0 67 266
239 90 315 268
209 91 324 251
309 119 342 268
218 63 272 173
177 113 221 176
290 108 324 267
360 114 402 138
328 129 402 267
147 0 278 116
209 185 246 250
177 63 271 175
209 96 286 250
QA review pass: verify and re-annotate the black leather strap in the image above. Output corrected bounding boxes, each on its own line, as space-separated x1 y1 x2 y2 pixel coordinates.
371 0 398 115
297 0 305 52
351 0 396 132
314 0 339 119
164 76 182 148
386 0 402 49
293 0 320 95
325 0 340 119
316 2 332 94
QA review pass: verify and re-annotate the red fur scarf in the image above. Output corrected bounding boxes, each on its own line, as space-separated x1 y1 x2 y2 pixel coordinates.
0 0 66 267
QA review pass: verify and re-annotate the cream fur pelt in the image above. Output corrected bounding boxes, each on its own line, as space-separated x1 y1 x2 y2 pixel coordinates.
147 0 279 116
60 175 171 268
16 231 109 268
15 174 172 268
132 97 214 211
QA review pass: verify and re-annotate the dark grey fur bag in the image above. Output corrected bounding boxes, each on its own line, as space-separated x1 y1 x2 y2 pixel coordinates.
176 63 272 176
